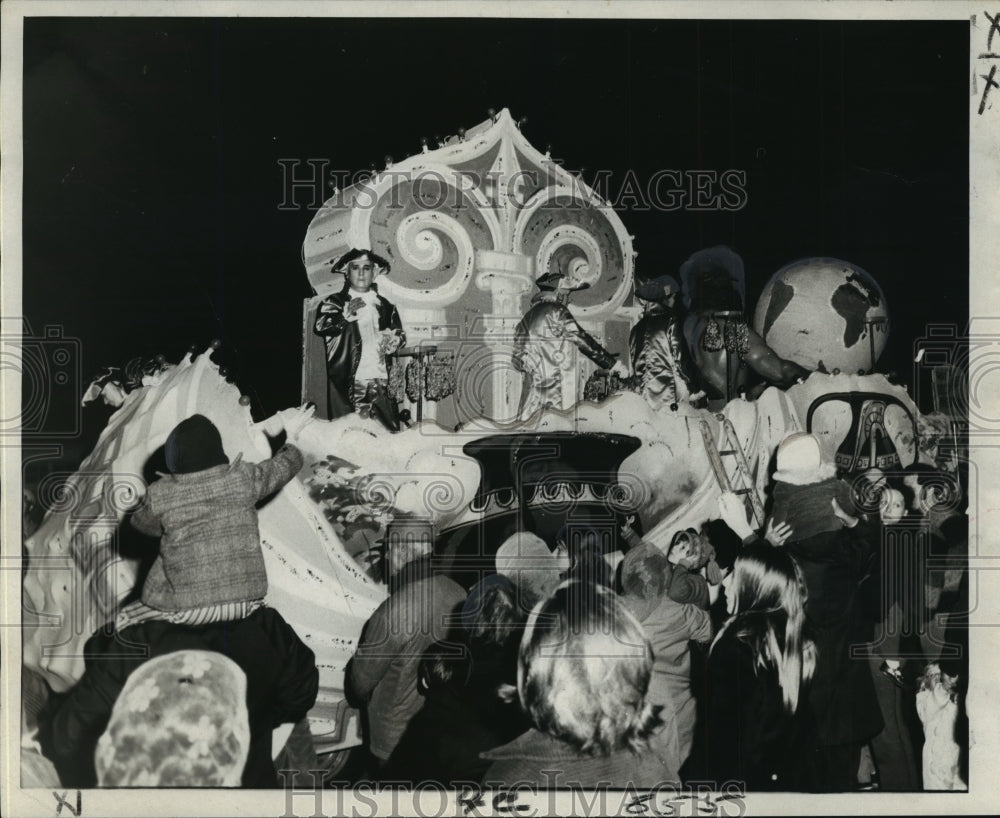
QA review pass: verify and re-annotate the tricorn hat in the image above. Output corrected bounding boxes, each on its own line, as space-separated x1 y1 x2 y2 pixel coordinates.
535 270 590 292
331 248 391 275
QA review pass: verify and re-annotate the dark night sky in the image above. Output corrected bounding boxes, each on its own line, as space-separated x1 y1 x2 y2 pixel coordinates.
21 17 969 457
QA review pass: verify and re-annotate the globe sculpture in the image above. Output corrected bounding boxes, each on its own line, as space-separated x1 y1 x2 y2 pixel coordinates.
752 258 890 375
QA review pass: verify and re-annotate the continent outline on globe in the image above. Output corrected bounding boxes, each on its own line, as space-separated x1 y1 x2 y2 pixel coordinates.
752 257 890 375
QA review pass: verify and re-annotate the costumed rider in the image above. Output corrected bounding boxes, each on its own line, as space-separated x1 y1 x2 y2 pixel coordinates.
680 246 810 411
314 248 406 431
512 264 628 420
630 274 702 411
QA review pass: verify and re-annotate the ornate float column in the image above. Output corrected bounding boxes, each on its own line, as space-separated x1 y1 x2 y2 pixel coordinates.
474 249 534 422
303 108 636 427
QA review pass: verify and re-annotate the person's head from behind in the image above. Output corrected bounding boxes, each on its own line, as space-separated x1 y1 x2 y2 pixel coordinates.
619 544 667 622
496 532 562 613
900 462 962 518
464 574 522 652
554 525 613 588
721 542 815 713
417 642 472 699
384 519 434 589
164 415 229 475
518 582 661 756
95 650 250 787
334 247 391 293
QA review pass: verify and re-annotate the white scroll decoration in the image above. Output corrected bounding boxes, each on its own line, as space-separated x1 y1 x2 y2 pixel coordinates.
513 186 632 322
535 225 604 289
375 209 477 308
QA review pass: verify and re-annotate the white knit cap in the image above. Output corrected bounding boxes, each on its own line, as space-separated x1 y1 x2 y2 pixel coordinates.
772 432 835 485
495 532 561 609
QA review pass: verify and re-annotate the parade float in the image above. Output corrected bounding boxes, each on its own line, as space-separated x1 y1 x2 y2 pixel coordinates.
22 108 934 762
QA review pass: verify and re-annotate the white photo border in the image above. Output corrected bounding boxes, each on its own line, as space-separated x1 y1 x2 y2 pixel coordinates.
2 1 997 815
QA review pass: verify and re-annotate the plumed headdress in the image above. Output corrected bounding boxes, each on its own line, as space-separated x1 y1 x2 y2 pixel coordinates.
679 245 746 312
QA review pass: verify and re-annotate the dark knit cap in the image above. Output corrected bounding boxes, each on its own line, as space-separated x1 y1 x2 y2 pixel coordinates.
164 414 229 475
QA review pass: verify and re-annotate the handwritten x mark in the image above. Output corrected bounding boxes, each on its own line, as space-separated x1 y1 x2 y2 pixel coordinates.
52 790 81 817
986 10 1000 52
980 64 999 114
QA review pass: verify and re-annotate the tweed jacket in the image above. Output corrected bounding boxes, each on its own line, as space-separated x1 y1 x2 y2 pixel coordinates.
131 444 303 611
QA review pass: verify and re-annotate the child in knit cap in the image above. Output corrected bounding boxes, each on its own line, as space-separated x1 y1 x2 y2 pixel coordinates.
768 431 856 540
116 407 313 630
619 520 723 610
663 528 723 610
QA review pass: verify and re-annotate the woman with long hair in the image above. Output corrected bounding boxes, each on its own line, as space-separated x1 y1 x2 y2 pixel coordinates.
693 540 819 790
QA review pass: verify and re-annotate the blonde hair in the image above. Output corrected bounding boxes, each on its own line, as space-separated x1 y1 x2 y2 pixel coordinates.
517 582 662 756
714 543 816 713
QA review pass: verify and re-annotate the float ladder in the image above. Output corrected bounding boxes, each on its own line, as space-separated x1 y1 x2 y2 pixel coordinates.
699 415 765 529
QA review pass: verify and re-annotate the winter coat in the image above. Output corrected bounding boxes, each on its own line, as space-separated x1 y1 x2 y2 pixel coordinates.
384 686 508 784
770 478 856 543
620 540 712 766
37 607 319 788
131 444 303 611
314 282 404 413
784 522 885 749
639 595 712 765
692 628 819 791
345 565 467 762
482 727 676 789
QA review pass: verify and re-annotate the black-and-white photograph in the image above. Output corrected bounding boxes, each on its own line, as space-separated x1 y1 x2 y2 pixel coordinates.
3 2 997 815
